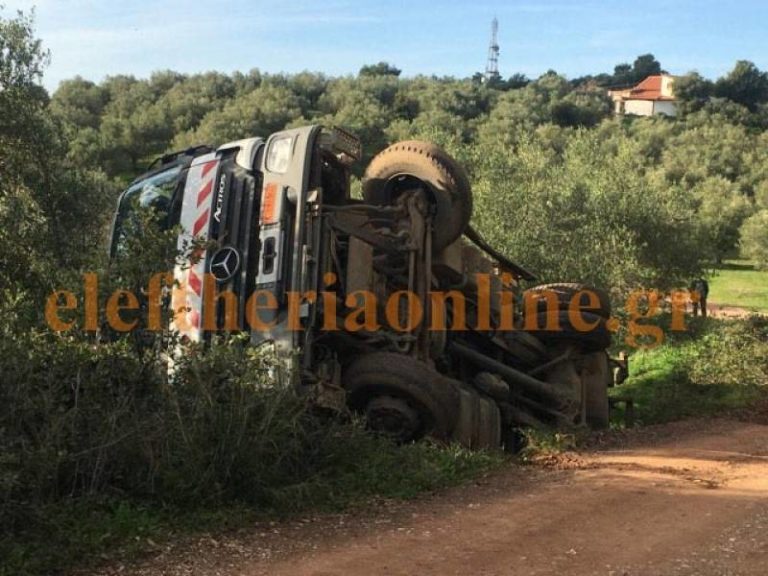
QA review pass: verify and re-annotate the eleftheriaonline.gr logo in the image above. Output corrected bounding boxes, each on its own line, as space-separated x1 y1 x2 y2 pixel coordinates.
45 272 698 349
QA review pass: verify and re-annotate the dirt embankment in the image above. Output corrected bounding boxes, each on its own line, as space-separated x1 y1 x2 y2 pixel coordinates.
86 418 768 576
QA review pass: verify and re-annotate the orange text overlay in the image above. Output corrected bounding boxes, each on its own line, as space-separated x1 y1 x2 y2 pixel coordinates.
46 273 693 348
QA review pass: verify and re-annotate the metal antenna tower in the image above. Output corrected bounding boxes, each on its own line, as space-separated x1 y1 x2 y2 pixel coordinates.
484 17 500 82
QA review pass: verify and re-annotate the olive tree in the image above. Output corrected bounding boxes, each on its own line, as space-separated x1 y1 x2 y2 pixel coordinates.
739 210 768 269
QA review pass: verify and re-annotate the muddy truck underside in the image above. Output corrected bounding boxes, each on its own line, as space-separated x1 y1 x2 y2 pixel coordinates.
111 125 621 449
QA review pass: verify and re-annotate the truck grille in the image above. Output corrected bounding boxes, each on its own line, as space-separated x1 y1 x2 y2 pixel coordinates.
210 157 260 332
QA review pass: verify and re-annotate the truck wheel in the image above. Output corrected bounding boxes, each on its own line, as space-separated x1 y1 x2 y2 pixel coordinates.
476 395 502 449
452 388 479 448
451 387 501 449
364 396 421 443
527 310 612 352
343 352 460 442
581 351 611 429
503 330 548 367
363 140 472 252
524 283 611 319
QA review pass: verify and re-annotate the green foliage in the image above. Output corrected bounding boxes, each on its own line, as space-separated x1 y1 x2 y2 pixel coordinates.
470 128 702 292
0 11 53 170
0 11 119 326
614 317 768 424
714 60 768 112
359 61 401 77
673 72 714 114
176 82 303 148
0 334 502 575
97 78 174 173
739 210 768 269
675 61 768 125
3 13 768 571
500 72 531 90
50 76 107 130
691 176 753 262
553 87 612 128
608 54 663 87
24 45 765 294
631 54 663 81
0 181 47 296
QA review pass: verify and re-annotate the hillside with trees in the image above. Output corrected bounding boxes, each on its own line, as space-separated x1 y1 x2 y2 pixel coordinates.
41 50 768 292
2 11 768 575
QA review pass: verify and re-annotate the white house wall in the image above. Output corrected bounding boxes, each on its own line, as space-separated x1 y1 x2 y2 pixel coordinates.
653 101 677 116
624 99 655 116
623 99 677 117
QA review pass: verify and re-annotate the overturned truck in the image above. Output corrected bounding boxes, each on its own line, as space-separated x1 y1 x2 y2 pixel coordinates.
111 125 619 449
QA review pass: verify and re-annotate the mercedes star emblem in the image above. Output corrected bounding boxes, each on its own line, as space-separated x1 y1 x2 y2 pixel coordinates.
209 246 241 282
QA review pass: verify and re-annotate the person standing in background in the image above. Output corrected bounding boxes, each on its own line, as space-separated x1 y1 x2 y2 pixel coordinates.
690 278 710 317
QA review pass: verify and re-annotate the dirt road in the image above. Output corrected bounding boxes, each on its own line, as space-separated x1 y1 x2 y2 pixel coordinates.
94 419 768 576
707 303 761 318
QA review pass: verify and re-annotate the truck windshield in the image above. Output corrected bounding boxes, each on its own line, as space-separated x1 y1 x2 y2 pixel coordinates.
111 166 181 256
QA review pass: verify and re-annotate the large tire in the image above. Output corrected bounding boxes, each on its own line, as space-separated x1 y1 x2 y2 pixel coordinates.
581 351 611 429
476 395 502 449
452 388 479 448
503 330 548 367
343 352 460 441
363 140 472 252
451 387 501 450
524 283 611 319
526 310 612 352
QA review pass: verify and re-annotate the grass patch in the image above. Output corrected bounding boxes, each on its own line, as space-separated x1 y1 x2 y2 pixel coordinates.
709 260 768 312
612 316 768 425
1 500 170 576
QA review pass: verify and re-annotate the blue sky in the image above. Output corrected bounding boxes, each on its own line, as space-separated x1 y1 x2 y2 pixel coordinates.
5 0 768 91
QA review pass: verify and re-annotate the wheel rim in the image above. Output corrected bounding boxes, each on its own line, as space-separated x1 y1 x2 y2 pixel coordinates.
365 395 421 442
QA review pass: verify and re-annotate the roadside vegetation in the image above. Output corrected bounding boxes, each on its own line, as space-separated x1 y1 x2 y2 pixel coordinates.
2 10 768 575
0 334 502 576
613 316 768 425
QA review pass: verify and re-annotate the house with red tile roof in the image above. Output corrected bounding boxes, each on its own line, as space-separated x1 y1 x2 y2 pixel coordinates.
608 74 677 117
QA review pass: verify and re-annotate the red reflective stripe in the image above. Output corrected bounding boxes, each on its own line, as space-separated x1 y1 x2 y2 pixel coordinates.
188 310 200 329
188 270 202 297
193 209 210 236
201 160 217 178
197 179 213 207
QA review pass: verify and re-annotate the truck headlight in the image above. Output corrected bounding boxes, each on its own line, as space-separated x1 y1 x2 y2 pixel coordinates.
266 136 292 174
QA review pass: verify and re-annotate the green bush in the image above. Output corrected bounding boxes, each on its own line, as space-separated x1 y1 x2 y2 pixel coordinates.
470 129 703 294
739 209 768 269
0 333 501 575
614 317 768 424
